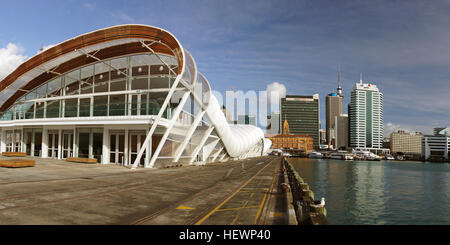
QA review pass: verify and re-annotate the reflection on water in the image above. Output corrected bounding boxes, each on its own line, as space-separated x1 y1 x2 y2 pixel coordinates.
289 158 450 225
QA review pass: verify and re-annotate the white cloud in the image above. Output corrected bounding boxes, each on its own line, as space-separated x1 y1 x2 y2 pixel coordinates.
0 43 28 80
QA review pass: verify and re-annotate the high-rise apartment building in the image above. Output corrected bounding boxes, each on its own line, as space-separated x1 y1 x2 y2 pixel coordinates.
349 77 383 149
281 94 320 148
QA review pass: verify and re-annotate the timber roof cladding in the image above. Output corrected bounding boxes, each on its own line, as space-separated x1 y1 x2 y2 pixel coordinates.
0 25 183 112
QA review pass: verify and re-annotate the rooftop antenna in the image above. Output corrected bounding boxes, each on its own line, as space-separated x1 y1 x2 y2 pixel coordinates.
360 73 363 84
337 64 343 97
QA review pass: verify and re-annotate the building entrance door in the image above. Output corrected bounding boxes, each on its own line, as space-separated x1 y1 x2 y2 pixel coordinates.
110 133 125 165
62 132 73 158
129 132 146 167
48 131 59 158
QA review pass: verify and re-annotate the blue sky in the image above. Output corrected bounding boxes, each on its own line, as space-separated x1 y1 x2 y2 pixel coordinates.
0 0 449 135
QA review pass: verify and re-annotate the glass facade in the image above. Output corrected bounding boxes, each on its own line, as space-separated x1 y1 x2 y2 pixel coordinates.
1 53 181 121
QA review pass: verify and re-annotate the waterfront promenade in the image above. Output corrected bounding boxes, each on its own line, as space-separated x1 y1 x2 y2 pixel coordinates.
0 155 294 225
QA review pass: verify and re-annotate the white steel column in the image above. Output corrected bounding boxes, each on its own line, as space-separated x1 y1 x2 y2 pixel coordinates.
42 127 49 158
211 147 224 162
20 129 24 153
73 128 77 157
102 127 109 164
30 131 35 157
189 126 214 163
202 138 220 163
57 129 62 159
218 152 227 162
124 129 129 166
147 92 191 168
0 129 6 153
131 77 183 169
144 127 150 168
173 110 206 162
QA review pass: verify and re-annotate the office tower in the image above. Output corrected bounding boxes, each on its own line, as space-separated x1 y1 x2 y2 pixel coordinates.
422 127 450 160
326 65 344 147
281 94 320 148
349 75 383 149
390 130 423 155
335 114 349 149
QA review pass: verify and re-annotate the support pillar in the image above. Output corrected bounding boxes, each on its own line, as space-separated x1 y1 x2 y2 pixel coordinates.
0 129 5 153
144 127 150 168
211 147 224 162
73 128 77 157
102 127 109 164
57 129 62 159
124 129 129 166
42 127 48 158
173 110 206 162
189 126 214 163
147 92 190 168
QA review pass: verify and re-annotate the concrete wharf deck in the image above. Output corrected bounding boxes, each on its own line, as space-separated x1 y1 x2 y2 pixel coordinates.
0 155 293 225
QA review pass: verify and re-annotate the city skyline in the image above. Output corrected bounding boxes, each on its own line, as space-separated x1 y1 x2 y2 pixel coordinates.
0 1 449 135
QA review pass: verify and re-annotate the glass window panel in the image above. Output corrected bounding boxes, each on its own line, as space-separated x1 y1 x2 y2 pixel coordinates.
80 65 94 94
132 77 148 90
64 98 78 117
140 94 148 115
35 101 45 118
110 79 126 91
65 70 80 95
150 77 169 89
36 84 47 99
24 102 34 119
79 98 91 117
109 94 126 116
80 65 94 80
47 77 62 97
148 92 167 115
25 90 37 100
132 54 150 66
111 57 128 69
94 62 109 93
111 57 127 81
93 96 108 116
46 100 60 118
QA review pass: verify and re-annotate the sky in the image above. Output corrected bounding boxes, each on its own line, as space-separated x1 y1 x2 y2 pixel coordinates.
0 0 449 135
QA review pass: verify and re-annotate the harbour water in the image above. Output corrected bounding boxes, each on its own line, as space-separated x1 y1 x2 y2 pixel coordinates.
289 158 450 225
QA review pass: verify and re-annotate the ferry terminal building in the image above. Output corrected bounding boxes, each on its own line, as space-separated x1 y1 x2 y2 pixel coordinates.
0 25 271 168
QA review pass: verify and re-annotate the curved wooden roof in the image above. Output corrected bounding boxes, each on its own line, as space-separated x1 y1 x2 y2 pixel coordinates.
0 25 183 112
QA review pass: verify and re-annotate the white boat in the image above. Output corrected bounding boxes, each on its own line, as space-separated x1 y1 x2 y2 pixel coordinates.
385 155 395 160
329 152 354 160
367 152 382 161
330 152 345 160
308 151 323 159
